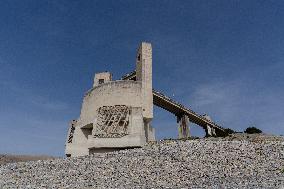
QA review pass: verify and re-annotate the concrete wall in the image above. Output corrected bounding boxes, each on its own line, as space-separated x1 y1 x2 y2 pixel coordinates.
79 80 142 127
87 107 145 149
65 42 156 157
65 80 148 157
66 106 146 157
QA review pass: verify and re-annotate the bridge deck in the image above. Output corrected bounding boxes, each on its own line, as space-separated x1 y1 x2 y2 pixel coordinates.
121 71 225 131
153 90 223 130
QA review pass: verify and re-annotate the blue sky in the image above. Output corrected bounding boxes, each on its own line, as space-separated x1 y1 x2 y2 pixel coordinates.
0 0 283 156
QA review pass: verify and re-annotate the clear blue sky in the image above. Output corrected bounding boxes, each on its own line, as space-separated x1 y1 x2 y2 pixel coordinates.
0 0 283 156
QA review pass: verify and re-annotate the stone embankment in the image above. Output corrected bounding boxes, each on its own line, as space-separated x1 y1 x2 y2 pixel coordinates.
0 134 284 188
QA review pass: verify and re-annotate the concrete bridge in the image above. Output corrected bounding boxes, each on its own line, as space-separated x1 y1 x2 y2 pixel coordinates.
121 71 227 137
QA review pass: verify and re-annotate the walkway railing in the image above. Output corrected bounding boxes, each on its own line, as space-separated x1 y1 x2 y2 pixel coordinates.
152 89 225 130
121 70 225 131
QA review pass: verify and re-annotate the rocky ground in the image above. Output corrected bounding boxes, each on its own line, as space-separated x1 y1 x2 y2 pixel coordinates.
0 134 283 188
0 155 54 165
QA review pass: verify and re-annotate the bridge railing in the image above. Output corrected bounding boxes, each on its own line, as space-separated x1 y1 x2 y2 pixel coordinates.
121 70 136 80
122 71 224 130
153 89 224 130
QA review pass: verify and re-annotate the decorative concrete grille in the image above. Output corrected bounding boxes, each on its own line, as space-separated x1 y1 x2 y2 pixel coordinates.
94 105 130 138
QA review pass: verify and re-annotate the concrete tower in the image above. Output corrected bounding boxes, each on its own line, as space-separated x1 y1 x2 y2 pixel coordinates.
136 42 153 120
65 42 155 157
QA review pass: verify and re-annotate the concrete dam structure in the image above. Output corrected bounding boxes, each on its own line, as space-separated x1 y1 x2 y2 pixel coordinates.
65 42 228 157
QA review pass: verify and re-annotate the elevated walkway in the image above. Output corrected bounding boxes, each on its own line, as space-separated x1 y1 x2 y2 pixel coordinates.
122 71 226 136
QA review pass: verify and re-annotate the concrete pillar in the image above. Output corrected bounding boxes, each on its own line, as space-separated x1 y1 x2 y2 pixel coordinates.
144 120 155 142
206 125 212 136
148 125 155 141
177 114 190 139
206 125 216 137
204 115 217 137
212 127 216 136
136 42 153 120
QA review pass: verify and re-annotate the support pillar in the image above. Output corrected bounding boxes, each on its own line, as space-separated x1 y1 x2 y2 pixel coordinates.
206 125 212 136
177 114 190 139
206 125 216 137
212 127 216 136
203 114 216 137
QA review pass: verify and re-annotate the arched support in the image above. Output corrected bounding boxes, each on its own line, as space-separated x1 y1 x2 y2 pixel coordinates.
177 114 190 139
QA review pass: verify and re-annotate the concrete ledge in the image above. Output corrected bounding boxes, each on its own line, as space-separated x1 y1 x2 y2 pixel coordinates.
85 80 142 96
87 135 146 148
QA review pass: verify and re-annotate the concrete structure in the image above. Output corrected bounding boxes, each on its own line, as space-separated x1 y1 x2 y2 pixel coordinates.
65 42 229 157
122 74 228 138
65 43 155 157
177 115 190 139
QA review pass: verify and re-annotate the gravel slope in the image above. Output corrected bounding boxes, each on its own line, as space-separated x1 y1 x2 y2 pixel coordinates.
0 155 54 165
0 135 284 188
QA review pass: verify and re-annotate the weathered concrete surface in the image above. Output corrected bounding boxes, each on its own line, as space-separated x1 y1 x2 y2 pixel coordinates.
65 42 233 157
65 42 155 157
93 72 112 87
136 42 153 120
1 134 284 188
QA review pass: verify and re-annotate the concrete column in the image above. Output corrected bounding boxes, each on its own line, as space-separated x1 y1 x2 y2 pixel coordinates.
206 125 216 137
177 114 190 139
206 125 212 136
204 115 217 137
136 42 153 120
212 127 216 136
144 120 156 142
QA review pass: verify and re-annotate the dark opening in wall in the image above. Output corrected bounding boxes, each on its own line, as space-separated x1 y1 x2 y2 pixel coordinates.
99 79 104 84
82 128 93 139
